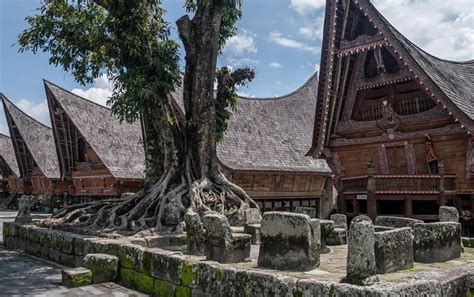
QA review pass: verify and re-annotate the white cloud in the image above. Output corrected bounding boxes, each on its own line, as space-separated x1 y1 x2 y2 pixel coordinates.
298 16 325 41
71 74 113 107
237 90 255 98
226 57 259 68
224 30 258 56
269 62 283 68
269 32 320 54
373 0 474 60
291 0 326 15
16 99 51 126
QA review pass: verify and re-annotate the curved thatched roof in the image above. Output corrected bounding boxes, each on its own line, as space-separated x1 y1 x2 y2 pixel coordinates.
44 81 145 180
218 73 331 173
0 133 20 177
1 94 60 179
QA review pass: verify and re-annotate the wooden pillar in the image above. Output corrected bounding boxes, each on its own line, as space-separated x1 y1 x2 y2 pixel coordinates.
438 161 446 207
404 195 413 218
367 160 377 220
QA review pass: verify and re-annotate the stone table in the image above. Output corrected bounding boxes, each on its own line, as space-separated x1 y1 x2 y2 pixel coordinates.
320 219 335 254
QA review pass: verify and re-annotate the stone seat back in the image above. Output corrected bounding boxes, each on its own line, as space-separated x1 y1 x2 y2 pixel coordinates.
184 212 205 255
374 227 414 274
294 207 318 219
258 212 320 271
243 208 262 244
414 222 462 263
202 213 251 263
330 214 347 230
375 216 423 229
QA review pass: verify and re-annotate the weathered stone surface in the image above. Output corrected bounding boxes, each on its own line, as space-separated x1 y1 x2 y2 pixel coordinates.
244 271 296 296
375 227 414 274
184 212 205 256
319 219 335 254
15 195 32 224
330 214 347 229
294 207 317 218
244 208 262 225
343 215 378 285
414 222 462 263
83 253 119 283
462 237 474 248
258 212 320 271
61 267 92 287
374 226 395 232
375 216 423 229
243 223 261 244
326 228 347 246
439 206 459 222
203 213 251 263
295 279 332 297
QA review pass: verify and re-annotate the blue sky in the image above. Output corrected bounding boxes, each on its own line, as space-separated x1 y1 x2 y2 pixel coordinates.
0 0 473 135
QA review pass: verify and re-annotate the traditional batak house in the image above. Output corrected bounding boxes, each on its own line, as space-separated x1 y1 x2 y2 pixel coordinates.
218 73 334 217
43 81 145 200
1 94 68 196
307 0 474 232
0 133 20 196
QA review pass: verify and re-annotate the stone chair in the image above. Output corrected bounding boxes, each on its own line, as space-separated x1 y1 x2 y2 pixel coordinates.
375 216 423 229
294 206 317 218
258 212 320 271
439 206 459 222
202 213 252 263
414 222 462 263
243 208 262 244
184 212 206 255
374 227 414 274
326 214 348 245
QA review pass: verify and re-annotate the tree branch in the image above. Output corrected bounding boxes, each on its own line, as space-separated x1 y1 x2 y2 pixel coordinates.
176 15 192 52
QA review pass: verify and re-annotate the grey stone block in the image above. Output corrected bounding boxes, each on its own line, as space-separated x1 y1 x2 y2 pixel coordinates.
243 223 261 244
61 267 92 287
258 212 320 271
414 222 462 263
203 213 251 263
439 206 459 222
375 216 423 229
343 215 378 286
319 219 335 253
330 214 347 229
375 227 414 274
326 228 347 245
184 212 205 255
83 253 119 283
244 208 262 225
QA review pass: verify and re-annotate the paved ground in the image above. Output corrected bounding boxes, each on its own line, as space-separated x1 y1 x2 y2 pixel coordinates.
0 211 148 296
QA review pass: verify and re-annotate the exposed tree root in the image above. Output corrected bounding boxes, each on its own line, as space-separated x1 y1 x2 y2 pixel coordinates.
39 170 258 237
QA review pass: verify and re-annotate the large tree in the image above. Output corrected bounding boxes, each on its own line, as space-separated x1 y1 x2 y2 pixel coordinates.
19 0 258 235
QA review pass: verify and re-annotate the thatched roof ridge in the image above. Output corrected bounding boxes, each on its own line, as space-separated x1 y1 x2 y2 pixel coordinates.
44 81 145 180
218 72 331 173
1 94 60 179
0 133 20 177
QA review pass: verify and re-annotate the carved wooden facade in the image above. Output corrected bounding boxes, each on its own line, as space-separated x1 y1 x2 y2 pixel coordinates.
45 81 144 199
308 0 474 233
1 95 69 196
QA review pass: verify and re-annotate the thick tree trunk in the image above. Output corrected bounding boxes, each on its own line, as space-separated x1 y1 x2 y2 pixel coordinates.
42 0 258 235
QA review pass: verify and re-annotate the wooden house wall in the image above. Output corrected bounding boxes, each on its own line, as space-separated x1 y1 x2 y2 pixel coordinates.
334 133 474 193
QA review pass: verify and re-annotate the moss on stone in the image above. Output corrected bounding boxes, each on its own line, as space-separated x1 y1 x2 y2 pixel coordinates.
154 279 175 297
181 261 197 286
170 235 187 246
293 290 303 297
175 286 192 297
468 289 474 297
61 268 92 288
215 269 222 281
119 268 155 295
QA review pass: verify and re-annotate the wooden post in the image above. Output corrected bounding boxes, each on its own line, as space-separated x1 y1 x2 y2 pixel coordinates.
367 160 377 220
404 195 413 218
438 161 446 207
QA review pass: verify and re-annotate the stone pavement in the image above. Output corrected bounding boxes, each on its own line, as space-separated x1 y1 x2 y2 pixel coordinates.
0 210 148 296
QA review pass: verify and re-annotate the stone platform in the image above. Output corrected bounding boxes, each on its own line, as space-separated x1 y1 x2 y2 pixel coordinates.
3 222 474 296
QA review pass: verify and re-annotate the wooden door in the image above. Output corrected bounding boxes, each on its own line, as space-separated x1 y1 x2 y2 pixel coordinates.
386 146 408 174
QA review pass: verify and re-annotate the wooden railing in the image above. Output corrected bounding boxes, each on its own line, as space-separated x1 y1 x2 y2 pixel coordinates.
339 161 456 219
342 174 456 194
